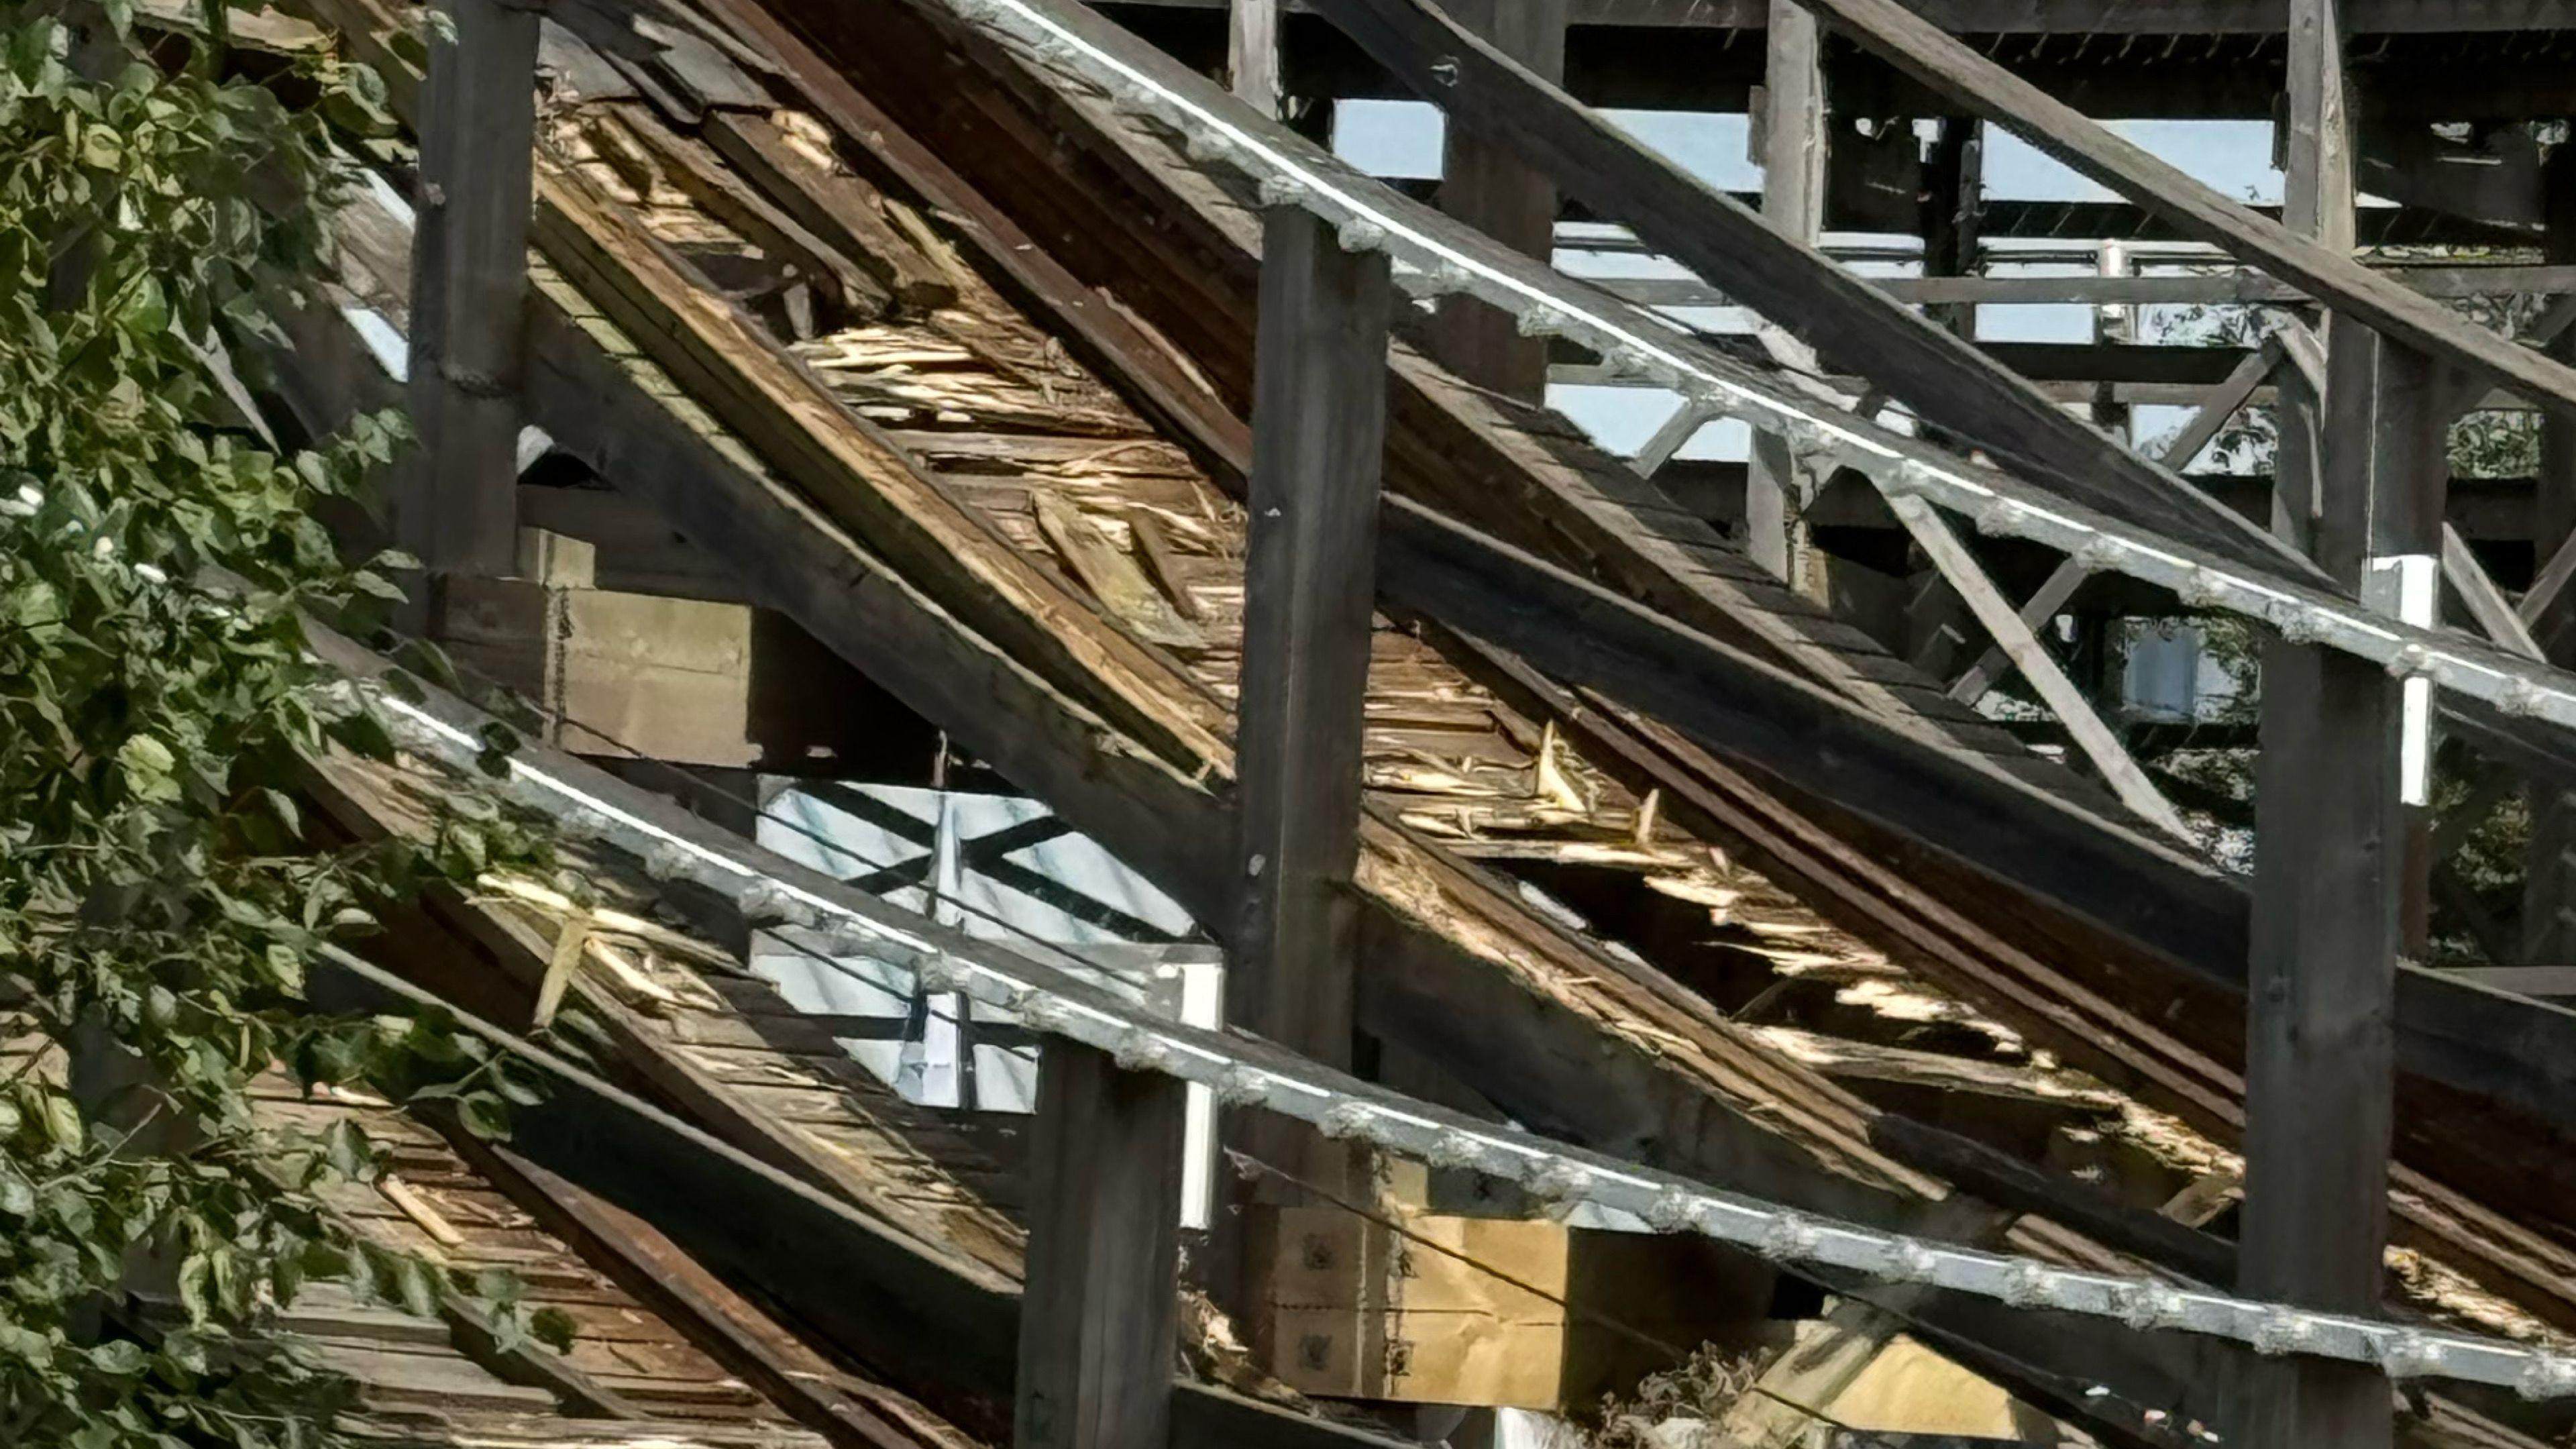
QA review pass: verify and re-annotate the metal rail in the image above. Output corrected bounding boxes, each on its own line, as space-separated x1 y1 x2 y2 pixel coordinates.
343 662 2576 1400
920 0 2576 753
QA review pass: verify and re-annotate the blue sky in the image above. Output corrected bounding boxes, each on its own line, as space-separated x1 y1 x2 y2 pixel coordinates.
1332 103 2292 463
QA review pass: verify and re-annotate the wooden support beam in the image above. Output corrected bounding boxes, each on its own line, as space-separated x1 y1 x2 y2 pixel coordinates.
1426 0 1566 402
1314 0 2315 584
1229 0 1281 116
1225 205 1390 1346
1945 340 2279 706
1943 558 2086 706
1917 117 1980 337
1787 0 2576 420
1747 0 1826 590
1016 1040 1186 1449
402 0 541 578
2440 523 2544 661
2157 338 2280 476
2239 331 2442 1449
2522 150 2576 965
2522 528 2576 629
1631 396 1718 477
1866 1116 2237 1287
1887 494 2196 843
1231 205 1391 1067
2435 294 2576 423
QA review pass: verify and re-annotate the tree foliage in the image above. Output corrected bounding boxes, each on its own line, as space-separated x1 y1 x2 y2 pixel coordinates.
0 6 562 1443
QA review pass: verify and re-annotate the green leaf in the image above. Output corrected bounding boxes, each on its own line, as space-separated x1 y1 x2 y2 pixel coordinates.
455 1089 510 1142
529 1306 577 1353
117 732 180 801
394 1254 438 1318
41 1094 83 1152
0 1162 34 1216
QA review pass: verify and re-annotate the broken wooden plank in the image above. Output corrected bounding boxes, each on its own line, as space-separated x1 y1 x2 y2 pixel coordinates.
699 111 959 313
596 101 889 318
1028 493 1205 649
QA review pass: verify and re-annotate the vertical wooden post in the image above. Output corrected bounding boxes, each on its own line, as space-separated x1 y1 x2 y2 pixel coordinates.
403 0 540 582
1229 0 1281 119
1232 205 1392 1067
2521 148 2576 963
1918 115 1981 339
1748 0 1827 594
1221 205 1391 1354
2268 0 2353 556
2091 242 2135 445
1014 1040 1186 1449
2236 331 2436 1449
1428 0 1567 402
2238 25 2406 1442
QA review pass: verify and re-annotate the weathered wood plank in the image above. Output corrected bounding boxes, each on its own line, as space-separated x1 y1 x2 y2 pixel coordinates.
1746 0 1824 589
515 274 1234 925
1378 496 2246 973
598 102 888 317
1944 559 2087 706
1866 1116 2237 1287
2521 154 2576 965
2441 523 2544 660
527 162 1236 781
2156 340 2281 476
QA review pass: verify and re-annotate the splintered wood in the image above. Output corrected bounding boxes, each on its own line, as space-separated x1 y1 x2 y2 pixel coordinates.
243 1072 810 1430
